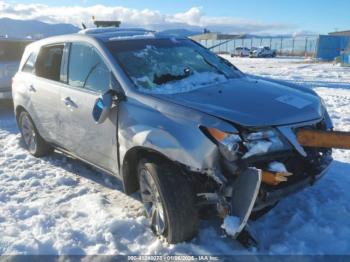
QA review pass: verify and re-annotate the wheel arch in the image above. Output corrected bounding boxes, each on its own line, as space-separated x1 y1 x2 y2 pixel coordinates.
15 105 27 125
121 146 178 195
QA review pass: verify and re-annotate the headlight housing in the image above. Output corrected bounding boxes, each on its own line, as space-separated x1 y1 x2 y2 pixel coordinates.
203 127 289 161
241 129 288 159
205 127 242 161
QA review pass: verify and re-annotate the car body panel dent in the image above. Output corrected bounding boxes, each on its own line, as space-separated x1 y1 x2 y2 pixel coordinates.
118 94 237 174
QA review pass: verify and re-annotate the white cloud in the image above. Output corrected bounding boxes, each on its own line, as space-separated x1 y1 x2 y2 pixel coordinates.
0 2 295 33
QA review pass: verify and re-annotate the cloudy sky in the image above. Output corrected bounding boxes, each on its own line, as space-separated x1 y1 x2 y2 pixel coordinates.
1 0 350 34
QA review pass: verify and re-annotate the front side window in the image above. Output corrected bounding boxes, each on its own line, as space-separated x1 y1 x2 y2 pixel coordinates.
68 43 110 93
107 38 243 94
35 44 64 81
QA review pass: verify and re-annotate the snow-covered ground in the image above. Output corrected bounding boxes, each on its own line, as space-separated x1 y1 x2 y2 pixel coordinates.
1 57 350 255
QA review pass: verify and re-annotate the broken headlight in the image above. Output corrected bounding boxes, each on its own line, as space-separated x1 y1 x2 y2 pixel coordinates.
204 127 242 161
242 129 287 159
203 127 289 162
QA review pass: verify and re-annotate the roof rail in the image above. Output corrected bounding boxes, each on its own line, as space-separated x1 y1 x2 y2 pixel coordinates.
79 27 155 35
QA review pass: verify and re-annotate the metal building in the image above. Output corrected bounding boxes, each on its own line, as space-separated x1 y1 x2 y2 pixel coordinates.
316 34 350 61
189 32 242 41
328 30 350 36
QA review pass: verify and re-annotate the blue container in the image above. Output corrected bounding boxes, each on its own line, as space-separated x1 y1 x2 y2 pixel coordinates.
341 51 350 66
316 35 350 61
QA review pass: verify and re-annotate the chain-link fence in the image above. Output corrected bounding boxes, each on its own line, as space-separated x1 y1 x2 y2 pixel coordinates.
197 36 319 57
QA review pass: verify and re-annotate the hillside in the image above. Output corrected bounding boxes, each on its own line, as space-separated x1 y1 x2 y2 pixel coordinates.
0 18 79 38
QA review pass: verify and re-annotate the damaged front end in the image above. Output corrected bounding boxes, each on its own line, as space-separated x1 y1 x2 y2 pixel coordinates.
195 119 334 244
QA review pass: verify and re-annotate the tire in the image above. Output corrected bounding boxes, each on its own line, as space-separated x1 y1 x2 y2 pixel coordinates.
138 157 198 243
18 111 53 157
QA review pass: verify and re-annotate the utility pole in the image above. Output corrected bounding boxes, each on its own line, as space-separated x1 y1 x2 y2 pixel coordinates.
305 38 308 56
280 38 283 55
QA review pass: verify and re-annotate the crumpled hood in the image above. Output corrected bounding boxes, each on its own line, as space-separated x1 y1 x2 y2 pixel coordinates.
153 77 323 127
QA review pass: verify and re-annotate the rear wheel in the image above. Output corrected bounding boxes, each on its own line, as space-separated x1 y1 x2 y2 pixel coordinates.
138 157 198 243
19 111 53 157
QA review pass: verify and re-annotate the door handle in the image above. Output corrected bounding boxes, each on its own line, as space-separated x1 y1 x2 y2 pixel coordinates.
29 85 36 93
62 97 76 107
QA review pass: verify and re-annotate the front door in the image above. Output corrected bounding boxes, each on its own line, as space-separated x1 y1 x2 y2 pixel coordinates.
59 42 118 174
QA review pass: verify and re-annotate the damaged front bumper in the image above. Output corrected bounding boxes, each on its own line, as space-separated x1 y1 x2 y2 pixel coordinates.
217 153 332 241
254 157 332 211
199 119 339 240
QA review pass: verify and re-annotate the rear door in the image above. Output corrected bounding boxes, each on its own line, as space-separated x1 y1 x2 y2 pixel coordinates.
23 44 65 143
59 42 118 173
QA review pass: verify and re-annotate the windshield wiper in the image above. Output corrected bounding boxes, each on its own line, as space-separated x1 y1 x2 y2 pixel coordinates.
153 68 192 85
201 56 227 77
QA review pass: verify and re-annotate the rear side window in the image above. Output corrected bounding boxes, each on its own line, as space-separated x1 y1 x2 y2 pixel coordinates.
36 44 64 82
68 43 110 93
22 52 37 73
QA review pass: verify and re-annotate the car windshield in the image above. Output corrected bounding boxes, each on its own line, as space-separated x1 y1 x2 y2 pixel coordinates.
107 38 243 94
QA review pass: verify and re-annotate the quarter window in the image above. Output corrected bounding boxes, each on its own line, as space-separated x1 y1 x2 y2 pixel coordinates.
22 52 37 73
35 45 64 81
68 43 109 93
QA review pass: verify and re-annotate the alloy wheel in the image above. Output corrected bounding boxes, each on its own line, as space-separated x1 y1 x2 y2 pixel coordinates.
139 168 166 235
21 114 37 154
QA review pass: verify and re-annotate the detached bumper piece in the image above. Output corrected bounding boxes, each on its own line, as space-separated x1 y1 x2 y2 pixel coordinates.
223 168 261 247
297 129 350 150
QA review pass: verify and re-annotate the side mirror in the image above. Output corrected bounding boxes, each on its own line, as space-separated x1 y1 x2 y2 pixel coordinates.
92 91 113 124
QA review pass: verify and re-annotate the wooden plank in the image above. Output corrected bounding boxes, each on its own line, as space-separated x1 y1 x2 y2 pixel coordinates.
297 129 350 149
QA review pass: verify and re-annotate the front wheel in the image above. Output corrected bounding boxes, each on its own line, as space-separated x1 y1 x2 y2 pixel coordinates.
138 157 198 243
18 111 53 157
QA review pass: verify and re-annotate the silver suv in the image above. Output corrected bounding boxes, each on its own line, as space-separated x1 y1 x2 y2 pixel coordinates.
12 28 333 244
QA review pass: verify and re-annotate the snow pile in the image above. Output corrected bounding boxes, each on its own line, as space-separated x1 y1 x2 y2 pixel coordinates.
137 71 228 95
221 216 241 237
268 161 288 173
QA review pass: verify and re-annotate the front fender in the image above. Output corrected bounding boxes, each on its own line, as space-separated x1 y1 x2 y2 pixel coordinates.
118 94 237 173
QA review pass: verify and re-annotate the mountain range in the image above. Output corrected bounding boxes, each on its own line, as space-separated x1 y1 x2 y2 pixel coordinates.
0 18 317 40
0 18 80 39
